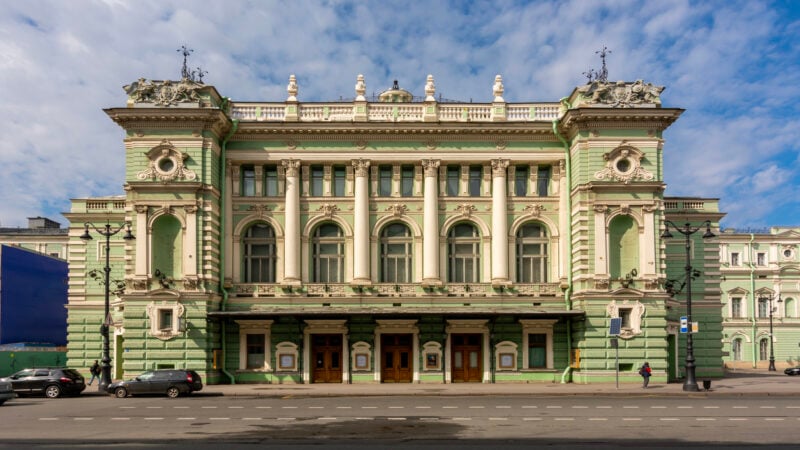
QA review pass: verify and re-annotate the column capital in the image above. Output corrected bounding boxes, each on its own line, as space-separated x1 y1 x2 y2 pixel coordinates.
491 159 509 177
351 158 371 177
282 159 301 177
422 159 440 177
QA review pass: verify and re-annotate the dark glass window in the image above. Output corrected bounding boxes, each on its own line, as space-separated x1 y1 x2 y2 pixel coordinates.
528 333 546 368
468 166 482 197
242 165 256 197
446 166 460 196
448 223 480 282
400 165 414 197
264 165 278 196
332 165 346 196
516 224 548 283
514 166 528 196
381 223 412 283
313 224 344 282
537 166 550 197
243 223 276 283
379 165 393 196
310 165 324 196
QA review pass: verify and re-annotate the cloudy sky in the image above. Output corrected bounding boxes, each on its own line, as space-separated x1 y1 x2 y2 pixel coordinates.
1 0 798 230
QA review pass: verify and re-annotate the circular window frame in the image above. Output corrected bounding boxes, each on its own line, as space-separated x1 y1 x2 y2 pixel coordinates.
613 156 635 176
783 248 795 260
155 155 178 177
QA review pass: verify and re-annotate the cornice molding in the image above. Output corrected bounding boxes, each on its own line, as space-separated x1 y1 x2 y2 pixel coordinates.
558 107 684 139
104 108 231 136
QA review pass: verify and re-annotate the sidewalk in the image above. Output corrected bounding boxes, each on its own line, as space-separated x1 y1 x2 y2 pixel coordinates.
198 370 798 398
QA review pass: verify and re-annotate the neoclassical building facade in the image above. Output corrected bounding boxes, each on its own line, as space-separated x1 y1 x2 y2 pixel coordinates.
65 75 726 384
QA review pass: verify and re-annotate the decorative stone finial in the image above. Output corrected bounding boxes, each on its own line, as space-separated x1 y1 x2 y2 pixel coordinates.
287 75 298 102
424 74 436 101
355 74 366 101
493 75 504 102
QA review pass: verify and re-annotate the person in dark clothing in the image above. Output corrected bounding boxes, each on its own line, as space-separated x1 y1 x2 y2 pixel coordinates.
640 362 652 388
88 360 100 385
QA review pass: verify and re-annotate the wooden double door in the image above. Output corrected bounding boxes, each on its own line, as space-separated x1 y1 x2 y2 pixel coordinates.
381 334 413 383
451 333 483 382
311 334 343 383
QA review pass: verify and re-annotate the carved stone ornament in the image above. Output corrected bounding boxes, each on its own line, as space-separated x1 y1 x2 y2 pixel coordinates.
318 203 340 218
123 78 203 107
354 139 368 150
351 159 371 177
425 139 438 151
491 159 509 177
523 204 545 217
594 146 654 184
492 75 504 102
642 201 661 213
593 204 608 214
387 203 408 217
606 300 645 339
282 159 301 177
594 278 610 290
286 140 298 150
355 74 366 101
422 159 440 177
182 277 199 291
620 204 632 215
456 203 477 218
137 140 197 182
424 74 436 102
248 204 272 217
495 140 507 151
287 74 298 101
575 80 664 108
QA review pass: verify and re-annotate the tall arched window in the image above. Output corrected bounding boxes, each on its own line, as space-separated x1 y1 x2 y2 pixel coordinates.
151 214 182 280
732 339 742 361
313 224 344 283
243 223 276 283
759 338 769 361
609 215 639 279
448 223 480 283
380 223 412 283
516 223 548 283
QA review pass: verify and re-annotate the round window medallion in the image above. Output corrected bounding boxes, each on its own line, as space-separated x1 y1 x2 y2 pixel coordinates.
615 158 632 174
157 157 175 174
784 249 794 259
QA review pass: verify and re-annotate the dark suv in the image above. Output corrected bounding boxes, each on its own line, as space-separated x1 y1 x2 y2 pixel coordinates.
107 369 202 398
1 368 86 398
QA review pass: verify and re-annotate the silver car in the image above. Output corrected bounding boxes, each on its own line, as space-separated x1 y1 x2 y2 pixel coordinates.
0 379 15 405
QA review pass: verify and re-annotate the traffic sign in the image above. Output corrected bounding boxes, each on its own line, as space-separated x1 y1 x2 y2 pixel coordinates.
680 316 688 333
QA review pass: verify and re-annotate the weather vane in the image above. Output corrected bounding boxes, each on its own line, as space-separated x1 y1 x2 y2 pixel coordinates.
177 45 193 80
582 46 611 83
192 66 208 83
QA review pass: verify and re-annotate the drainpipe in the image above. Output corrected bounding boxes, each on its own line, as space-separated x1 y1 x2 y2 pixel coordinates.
749 233 757 368
219 116 239 384
553 97 574 384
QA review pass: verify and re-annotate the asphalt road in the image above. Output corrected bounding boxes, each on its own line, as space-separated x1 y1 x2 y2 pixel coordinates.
1 394 799 449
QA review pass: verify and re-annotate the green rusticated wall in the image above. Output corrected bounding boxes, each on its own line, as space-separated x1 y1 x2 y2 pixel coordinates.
0 350 68 377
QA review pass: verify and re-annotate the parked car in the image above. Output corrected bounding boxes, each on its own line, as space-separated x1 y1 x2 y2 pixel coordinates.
107 369 202 398
784 366 800 376
0 368 86 398
0 379 15 405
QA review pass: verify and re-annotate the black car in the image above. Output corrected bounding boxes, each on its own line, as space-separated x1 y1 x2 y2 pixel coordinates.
0 368 86 398
107 369 202 398
785 366 800 376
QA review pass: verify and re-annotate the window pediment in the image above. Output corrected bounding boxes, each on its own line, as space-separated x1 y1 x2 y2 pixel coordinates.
594 145 653 184
137 140 196 182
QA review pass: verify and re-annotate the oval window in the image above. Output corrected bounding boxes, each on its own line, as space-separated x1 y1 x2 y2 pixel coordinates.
615 158 631 173
158 157 175 173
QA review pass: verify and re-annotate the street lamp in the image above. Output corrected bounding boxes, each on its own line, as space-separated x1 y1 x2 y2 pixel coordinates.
80 222 135 391
760 293 783 371
661 220 715 392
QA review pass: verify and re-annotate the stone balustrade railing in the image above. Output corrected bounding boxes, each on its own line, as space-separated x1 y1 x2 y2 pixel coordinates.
230 282 561 298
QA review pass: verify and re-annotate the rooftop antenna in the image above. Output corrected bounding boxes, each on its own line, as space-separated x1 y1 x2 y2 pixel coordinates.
177 45 193 80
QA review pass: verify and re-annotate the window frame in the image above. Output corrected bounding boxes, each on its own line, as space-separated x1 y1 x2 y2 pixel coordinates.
515 223 548 283
447 223 480 283
380 223 413 283
312 223 345 283
236 320 273 371
242 223 277 283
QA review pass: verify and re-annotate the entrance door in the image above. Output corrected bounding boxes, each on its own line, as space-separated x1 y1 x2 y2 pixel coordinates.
311 334 343 383
381 334 413 383
451 333 482 382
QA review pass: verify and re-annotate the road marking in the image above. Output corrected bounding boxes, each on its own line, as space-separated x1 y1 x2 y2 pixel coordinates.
522 406 537 409
728 418 748 421
571 406 588 409
173 406 189 409
489 418 508 421
177 418 196 420
120 406 136 409
388 417 406 421
765 418 784 421
696 418 716 421
522 417 542 421
452 417 471 421
242 417 261 421
420 418 439 422
554 418 574 421
110 417 130 421
443 406 458 409
546 406 561 409
228 406 244 409
469 406 485 409
677 406 692 409
201 406 217 409
588 418 607 421
496 406 511 409
355 417 374 420
361 406 377 409
650 406 667 409
732 406 748 409
74 417 93 421
622 418 641 421
660 418 680 421
318 417 337 421
210 417 230 421
257 406 272 409
787 406 800 409
703 406 719 409
389 406 405 409
596 406 612 409
622 406 639 409
336 406 351 409
308 406 323 409
282 406 298 409
144 418 164 421
277 417 295 421
760 406 776 409
146 406 163 409
416 406 431 409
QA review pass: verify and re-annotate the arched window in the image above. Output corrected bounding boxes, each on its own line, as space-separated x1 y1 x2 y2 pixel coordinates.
448 223 480 283
759 338 769 361
313 224 344 283
732 339 742 361
786 298 795 318
243 223 276 283
516 223 548 283
151 214 182 280
380 223 412 283
609 215 639 279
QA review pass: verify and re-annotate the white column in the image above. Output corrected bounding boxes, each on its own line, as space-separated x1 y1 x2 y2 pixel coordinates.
559 160 569 280
224 162 234 283
491 159 509 284
642 205 656 277
352 159 371 284
135 205 148 276
282 159 301 285
422 159 441 284
593 204 607 276
184 205 197 277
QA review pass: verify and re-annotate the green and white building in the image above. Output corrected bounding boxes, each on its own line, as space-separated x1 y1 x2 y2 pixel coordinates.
64 74 727 385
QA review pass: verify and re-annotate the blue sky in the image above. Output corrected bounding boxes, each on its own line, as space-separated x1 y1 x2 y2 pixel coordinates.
0 0 798 230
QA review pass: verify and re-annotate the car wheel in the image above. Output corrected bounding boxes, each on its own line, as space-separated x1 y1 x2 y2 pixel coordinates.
114 387 128 398
166 386 180 398
0 400 5 406
44 385 61 399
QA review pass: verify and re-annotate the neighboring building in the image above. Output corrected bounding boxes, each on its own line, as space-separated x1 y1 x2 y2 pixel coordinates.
718 227 800 369
0 217 70 259
65 74 725 385
0 245 68 346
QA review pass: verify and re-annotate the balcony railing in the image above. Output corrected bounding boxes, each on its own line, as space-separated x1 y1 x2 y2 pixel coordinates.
229 282 561 298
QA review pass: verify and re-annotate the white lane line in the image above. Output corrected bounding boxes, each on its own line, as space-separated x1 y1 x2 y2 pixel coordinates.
622 406 639 409
416 406 431 409
144 418 164 421
228 406 244 409
336 406 351 409
489 418 508 421
523 417 542 421
496 406 511 409
522 406 538 409
650 406 667 409
468 406 485 409
361 406 377 409
452 417 472 421
74 418 93 421
177 417 196 421
318 417 337 421
704 406 719 409
443 406 458 409
554 418 574 421
242 418 262 421
696 418 716 421
210 418 230 421
733 406 748 409
677 406 693 409
110 417 130 421
622 418 642 421
256 406 272 409
283 406 298 409
120 406 136 409
389 406 405 409
355 417 374 420
201 406 217 409
546 406 562 409
760 406 777 409
787 406 800 409
660 418 680 421
388 417 406 421
308 406 323 409
571 406 589 409
420 418 439 422
173 406 189 409
729 418 748 421
277 417 295 421
146 406 163 409
596 406 612 409
765 418 785 421
588 418 607 421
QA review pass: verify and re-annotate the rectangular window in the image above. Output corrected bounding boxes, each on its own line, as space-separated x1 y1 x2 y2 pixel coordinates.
757 252 766 266
400 165 414 197
619 309 632 328
446 166 460 196
537 166 550 196
468 166 482 197
159 310 173 331
731 252 740 266
528 333 546 368
514 166 528 196
379 165 393 196
310 165 324 196
731 297 743 318
264 165 278 196
246 334 266 369
332 165 346 196
758 298 769 318
242 165 256 197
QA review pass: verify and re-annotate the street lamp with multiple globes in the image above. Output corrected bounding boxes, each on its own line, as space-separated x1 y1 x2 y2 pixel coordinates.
760 293 782 371
80 222 135 391
661 220 715 392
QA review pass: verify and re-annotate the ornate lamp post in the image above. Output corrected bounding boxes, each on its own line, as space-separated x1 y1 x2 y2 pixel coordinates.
80 222 135 391
661 220 715 392
762 293 783 371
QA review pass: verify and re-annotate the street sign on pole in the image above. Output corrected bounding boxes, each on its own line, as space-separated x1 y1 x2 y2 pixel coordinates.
680 316 688 333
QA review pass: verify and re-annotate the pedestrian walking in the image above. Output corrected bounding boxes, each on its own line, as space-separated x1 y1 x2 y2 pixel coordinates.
639 361 651 388
88 360 100 385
